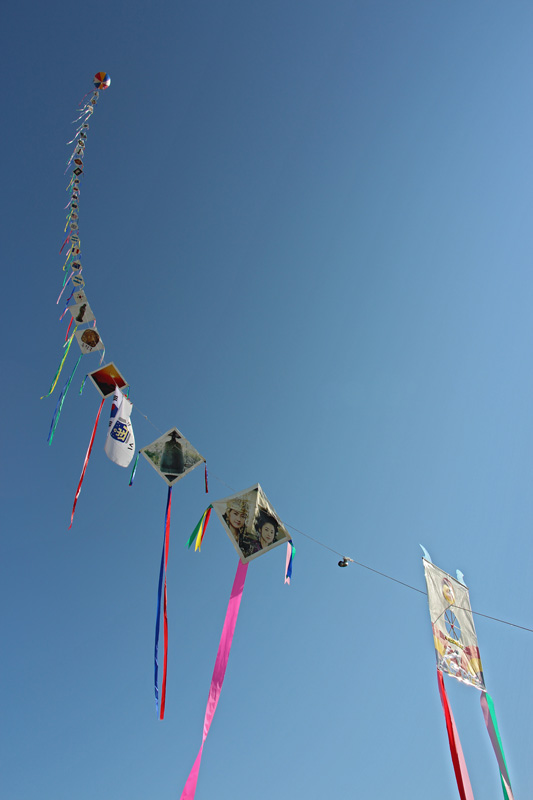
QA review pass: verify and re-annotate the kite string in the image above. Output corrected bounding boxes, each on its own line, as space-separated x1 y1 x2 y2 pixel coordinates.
205 469 533 634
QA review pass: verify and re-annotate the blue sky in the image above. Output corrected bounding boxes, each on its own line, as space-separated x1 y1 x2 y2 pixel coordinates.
1 2 533 798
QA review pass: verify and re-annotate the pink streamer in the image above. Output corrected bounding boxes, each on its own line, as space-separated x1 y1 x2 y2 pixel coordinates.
180 561 248 800
56 275 72 305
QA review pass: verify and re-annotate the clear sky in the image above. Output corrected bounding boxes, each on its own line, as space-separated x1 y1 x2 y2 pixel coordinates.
1 2 532 798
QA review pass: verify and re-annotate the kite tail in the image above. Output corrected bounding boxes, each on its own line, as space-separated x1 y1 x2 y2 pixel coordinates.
180 561 248 799
285 540 295 584
154 487 172 718
437 669 475 800
480 691 514 800
41 326 79 399
68 396 105 528
47 355 82 445
187 506 212 552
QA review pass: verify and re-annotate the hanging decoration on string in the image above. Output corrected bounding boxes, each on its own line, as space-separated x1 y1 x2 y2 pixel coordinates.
140 427 205 487
138 427 206 720
181 484 290 800
104 387 135 468
42 73 111 452
68 362 129 528
423 559 514 800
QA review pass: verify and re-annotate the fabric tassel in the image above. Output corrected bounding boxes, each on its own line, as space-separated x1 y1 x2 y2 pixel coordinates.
437 669 475 800
187 506 212 551
79 374 88 395
68 397 105 528
47 355 82 445
40 326 78 399
154 487 172 718
128 452 140 486
284 540 295 584
204 463 209 493
480 692 514 800
180 561 248 800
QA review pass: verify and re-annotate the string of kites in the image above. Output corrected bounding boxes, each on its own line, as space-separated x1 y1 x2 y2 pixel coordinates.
41 73 516 800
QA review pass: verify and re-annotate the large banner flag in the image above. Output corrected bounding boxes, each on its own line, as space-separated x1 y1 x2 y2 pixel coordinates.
104 388 135 468
423 559 485 690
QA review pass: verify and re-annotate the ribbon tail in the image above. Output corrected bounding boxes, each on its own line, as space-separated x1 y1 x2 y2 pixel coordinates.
68 397 105 528
41 326 78 399
437 669 475 800
180 561 248 800
129 452 140 486
154 526 166 713
159 577 169 720
65 316 74 342
285 540 295 584
155 487 172 718
48 355 82 445
480 692 514 800
187 506 211 550
199 506 212 549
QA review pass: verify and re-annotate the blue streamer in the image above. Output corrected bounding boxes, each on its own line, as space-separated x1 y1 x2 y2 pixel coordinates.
286 540 295 581
154 488 172 713
47 355 82 445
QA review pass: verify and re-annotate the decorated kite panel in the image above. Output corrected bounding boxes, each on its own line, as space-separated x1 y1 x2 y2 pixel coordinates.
423 559 485 689
212 484 290 564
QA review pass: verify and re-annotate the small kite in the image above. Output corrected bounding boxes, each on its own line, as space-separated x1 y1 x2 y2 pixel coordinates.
93 72 111 90
423 558 513 800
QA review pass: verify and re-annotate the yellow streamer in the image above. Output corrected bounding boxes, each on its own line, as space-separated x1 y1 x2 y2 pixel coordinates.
40 325 79 399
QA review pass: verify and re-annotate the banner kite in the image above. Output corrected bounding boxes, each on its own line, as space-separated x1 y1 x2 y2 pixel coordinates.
423 559 513 800
181 485 289 799
424 559 484 689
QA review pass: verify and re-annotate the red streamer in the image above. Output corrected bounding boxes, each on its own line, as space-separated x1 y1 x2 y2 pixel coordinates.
200 506 212 548
159 486 172 719
69 397 105 528
65 316 73 342
437 669 475 800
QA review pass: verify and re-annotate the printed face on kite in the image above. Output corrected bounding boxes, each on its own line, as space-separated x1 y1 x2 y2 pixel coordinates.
260 522 276 545
213 485 290 564
226 508 247 538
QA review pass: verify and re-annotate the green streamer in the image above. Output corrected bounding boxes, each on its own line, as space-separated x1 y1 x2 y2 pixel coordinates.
40 326 78 399
481 691 513 800
48 355 82 445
